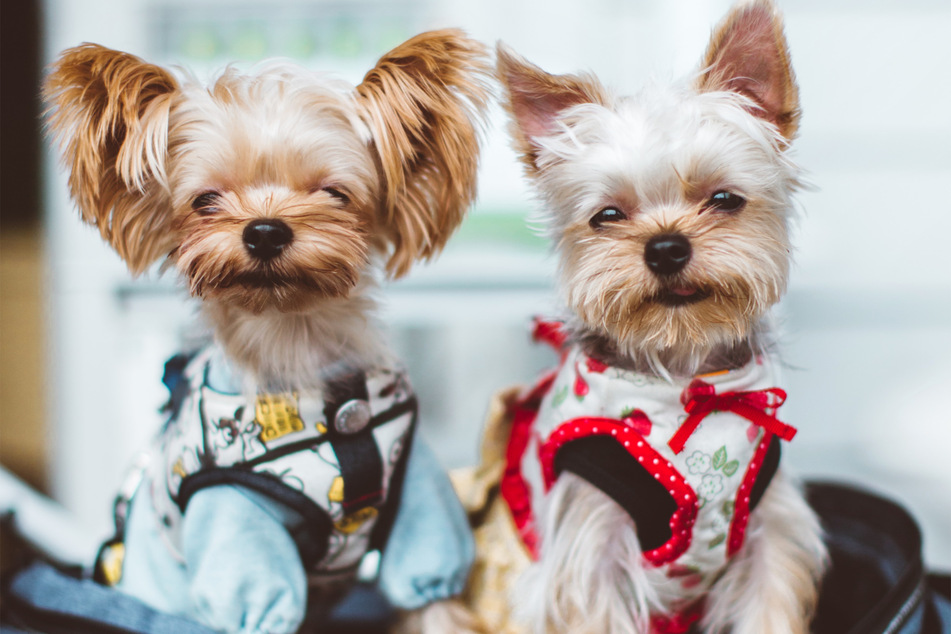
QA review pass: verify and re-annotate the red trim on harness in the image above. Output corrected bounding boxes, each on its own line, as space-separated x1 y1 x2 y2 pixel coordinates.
651 600 705 634
538 418 699 567
499 371 558 559
669 380 795 454
727 432 775 556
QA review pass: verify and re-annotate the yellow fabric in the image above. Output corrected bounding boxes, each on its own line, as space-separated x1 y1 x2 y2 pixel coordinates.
98 542 125 586
255 393 305 442
451 386 532 634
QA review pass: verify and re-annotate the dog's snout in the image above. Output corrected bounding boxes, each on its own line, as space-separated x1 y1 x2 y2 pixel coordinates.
644 234 691 276
243 219 293 261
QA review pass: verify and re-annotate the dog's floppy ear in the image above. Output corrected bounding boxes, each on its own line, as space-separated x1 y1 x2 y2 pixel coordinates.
44 44 179 274
356 30 490 279
496 44 609 174
696 0 800 139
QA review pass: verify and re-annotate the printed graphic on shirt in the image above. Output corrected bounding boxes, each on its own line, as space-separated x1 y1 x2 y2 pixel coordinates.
256 393 307 441
510 344 792 600
201 387 267 464
143 347 417 573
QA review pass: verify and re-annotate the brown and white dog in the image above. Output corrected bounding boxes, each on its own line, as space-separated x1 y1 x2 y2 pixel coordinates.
44 31 490 633
457 3 827 633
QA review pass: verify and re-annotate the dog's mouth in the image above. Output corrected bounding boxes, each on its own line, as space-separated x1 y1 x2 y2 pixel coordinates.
651 285 710 307
228 271 322 290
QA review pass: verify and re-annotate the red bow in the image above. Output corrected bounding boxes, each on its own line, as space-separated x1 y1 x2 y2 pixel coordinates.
668 380 796 454
532 317 567 351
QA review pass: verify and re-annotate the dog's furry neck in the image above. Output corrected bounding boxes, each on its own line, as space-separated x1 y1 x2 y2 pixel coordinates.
202 288 392 391
574 327 764 381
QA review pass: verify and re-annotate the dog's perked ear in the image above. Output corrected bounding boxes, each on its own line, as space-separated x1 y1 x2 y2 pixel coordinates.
495 44 609 174
695 0 800 139
356 30 491 279
43 44 178 274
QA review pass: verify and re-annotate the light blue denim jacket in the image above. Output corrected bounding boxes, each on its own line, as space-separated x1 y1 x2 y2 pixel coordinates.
114 348 473 633
118 432 472 633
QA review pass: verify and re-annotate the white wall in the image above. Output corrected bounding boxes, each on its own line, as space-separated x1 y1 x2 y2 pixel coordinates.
43 0 950 570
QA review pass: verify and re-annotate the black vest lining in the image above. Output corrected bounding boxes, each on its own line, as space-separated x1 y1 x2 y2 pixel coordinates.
555 435 677 551
555 434 782 551
749 436 782 512
177 405 420 570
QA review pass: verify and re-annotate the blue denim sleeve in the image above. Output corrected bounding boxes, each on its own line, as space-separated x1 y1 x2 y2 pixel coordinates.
117 482 307 633
376 433 475 610
181 486 308 634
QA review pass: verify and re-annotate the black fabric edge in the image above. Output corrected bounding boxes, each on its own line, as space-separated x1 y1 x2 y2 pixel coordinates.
748 436 781 512
554 436 678 551
927 573 951 600
807 481 925 634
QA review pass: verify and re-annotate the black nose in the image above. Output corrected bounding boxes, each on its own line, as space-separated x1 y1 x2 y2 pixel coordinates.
644 233 691 276
243 219 293 261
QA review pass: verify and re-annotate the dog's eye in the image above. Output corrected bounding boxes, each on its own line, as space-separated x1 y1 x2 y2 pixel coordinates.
322 187 351 206
589 207 627 229
192 191 221 216
705 191 746 213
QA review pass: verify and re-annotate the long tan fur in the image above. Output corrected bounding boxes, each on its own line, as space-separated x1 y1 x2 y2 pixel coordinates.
44 45 179 273
44 32 491 383
357 30 491 278
43 34 491 631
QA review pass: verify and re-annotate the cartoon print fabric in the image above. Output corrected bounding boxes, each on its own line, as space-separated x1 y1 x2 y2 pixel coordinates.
506 344 795 606
148 345 417 575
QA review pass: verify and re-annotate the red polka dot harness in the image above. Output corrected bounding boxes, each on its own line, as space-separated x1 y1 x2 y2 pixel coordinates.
500 325 797 633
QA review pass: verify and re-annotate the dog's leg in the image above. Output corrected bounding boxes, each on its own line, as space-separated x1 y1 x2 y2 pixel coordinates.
517 473 655 634
702 471 827 634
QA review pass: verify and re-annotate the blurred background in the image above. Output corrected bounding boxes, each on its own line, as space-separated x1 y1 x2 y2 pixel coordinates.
1 0 948 573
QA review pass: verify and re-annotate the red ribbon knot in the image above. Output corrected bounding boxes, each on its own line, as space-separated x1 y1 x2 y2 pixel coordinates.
668 379 796 454
532 317 567 351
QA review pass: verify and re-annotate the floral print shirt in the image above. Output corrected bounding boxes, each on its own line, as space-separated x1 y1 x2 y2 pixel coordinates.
504 343 794 621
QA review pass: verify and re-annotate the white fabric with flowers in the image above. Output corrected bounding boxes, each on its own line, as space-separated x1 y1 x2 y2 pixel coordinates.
519 344 792 602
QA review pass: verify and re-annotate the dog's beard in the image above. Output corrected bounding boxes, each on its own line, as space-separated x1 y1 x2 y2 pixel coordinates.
570 276 764 351
560 223 789 374
173 221 370 314
195 271 359 313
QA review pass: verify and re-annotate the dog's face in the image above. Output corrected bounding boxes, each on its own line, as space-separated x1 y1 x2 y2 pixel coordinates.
499 1 801 360
166 73 378 313
45 32 489 315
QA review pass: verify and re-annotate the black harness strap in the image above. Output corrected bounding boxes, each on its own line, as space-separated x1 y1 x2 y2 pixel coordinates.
749 436 781 511
324 372 384 513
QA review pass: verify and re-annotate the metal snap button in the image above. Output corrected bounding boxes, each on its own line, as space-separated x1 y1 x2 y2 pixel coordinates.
334 399 371 434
